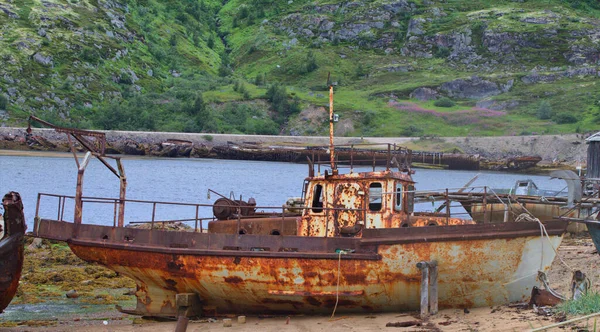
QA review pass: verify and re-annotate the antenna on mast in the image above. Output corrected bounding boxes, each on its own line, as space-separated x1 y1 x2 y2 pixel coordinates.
327 72 337 174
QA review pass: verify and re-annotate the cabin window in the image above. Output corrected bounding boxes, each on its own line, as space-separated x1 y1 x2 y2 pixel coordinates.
369 182 383 211
312 184 324 213
407 184 415 214
394 183 403 212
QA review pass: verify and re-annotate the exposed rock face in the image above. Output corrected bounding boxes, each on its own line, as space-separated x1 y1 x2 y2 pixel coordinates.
273 0 415 49
410 87 439 101
476 99 520 111
440 76 513 99
0 4 19 18
521 67 599 84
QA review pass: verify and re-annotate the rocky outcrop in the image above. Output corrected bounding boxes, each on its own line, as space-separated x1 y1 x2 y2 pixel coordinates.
409 87 439 101
273 0 415 49
440 76 513 99
521 67 600 84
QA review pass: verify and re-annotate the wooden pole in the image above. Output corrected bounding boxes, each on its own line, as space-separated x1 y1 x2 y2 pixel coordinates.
175 316 189 332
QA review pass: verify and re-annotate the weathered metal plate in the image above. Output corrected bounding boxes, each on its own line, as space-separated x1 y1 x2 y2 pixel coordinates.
468 202 589 223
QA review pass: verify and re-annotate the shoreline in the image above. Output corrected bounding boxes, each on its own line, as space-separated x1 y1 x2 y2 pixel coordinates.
0 127 590 172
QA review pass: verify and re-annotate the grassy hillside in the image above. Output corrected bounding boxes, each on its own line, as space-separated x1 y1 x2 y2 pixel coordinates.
1 0 600 137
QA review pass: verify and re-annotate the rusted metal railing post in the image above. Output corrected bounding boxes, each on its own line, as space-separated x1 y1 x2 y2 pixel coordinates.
386 144 391 171
151 202 157 231
35 193 41 220
416 260 439 319
236 206 242 235
281 205 285 234
112 199 118 227
195 206 199 232
350 145 354 172
483 186 488 223
116 159 127 228
445 188 450 225
372 151 376 172
56 196 62 221
60 197 66 221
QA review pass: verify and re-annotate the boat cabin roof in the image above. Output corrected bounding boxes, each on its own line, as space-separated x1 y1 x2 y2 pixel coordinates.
305 169 414 184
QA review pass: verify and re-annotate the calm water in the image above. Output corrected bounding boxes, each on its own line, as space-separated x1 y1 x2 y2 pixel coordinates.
0 152 569 230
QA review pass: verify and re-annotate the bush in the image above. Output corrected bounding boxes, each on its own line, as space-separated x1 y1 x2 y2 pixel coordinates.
434 46 450 58
266 83 288 115
553 112 578 124
119 72 133 85
401 125 424 137
207 35 215 49
0 94 7 109
537 100 552 120
254 73 265 86
80 46 101 64
434 97 455 108
304 51 318 73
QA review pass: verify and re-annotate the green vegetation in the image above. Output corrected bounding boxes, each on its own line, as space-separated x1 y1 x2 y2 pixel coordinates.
537 101 553 120
556 292 600 315
1 0 600 136
434 97 456 108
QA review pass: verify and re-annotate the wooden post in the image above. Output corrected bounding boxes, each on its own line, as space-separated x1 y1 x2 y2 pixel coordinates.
417 261 430 319
429 261 438 315
175 316 189 332
175 293 200 330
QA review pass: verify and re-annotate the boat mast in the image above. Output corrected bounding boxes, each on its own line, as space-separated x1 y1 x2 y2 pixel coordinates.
328 73 336 173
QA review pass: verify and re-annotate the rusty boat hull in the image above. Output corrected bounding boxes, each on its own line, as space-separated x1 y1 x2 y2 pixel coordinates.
34 218 565 317
0 192 26 313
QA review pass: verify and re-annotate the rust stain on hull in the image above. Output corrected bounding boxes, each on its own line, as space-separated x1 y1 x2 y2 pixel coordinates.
61 221 564 317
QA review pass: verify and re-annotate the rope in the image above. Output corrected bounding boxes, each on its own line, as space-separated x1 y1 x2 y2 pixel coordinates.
330 250 343 320
514 210 573 272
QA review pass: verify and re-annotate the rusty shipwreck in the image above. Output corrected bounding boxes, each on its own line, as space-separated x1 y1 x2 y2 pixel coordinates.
0 192 26 313
29 90 568 317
